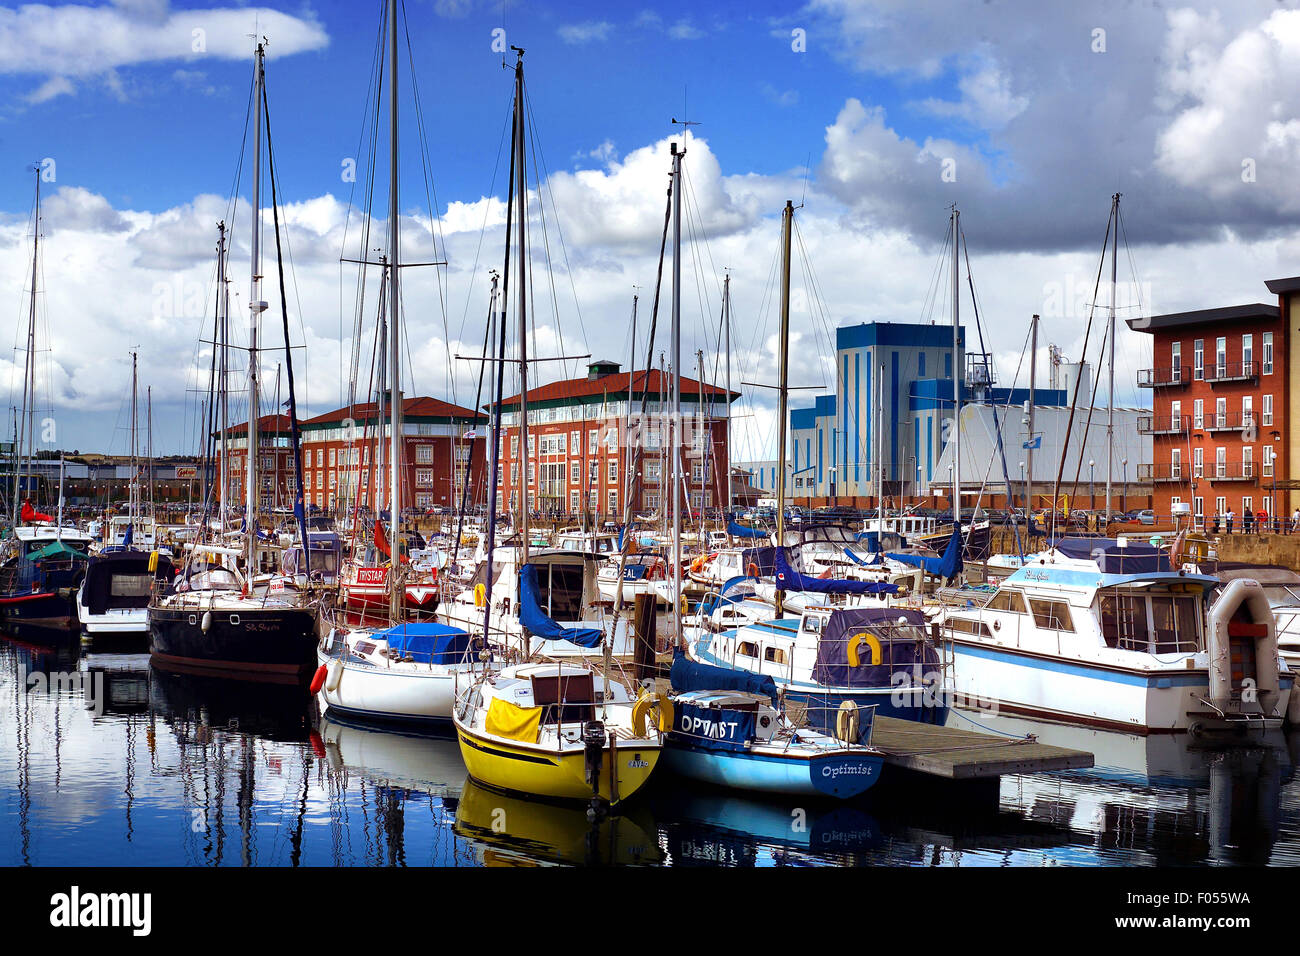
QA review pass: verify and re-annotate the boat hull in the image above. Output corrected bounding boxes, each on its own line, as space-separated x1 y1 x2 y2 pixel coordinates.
455 723 661 805
149 604 318 684
948 637 1294 734
662 742 882 798
0 590 78 631
314 648 468 726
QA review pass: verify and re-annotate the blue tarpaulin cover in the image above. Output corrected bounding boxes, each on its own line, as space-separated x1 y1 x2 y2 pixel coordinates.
1051 537 1171 574
376 622 472 664
519 563 603 648
740 546 779 577
811 607 939 688
885 526 964 580
669 700 756 752
844 546 883 566
670 647 778 704
728 519 769 540
774 548 900 595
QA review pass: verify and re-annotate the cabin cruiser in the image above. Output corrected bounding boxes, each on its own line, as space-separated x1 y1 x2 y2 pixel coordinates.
77 549 175 636
595 551 672 607
938 537 1293 734
553 526 620 558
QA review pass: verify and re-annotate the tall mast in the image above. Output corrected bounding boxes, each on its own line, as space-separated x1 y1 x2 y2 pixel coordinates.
950 207 961 530
386 0 402 621
246 41 268 576
147 385 154 522
876 361 883 528
13 170 39 525
723 272 733 517
512 49 531 565
625 294 637 510
775 199 793 617
670 142 685 630
1026 313 1038 515
217 221 230 529
697 348 705 539
1106 192 1120 523
130 351 138 524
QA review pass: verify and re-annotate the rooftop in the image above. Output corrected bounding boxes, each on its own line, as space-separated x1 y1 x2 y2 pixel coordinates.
1126 303 1278 333
494 368 737 411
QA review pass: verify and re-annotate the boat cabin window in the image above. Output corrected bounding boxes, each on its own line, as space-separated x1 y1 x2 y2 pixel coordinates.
1100 592 1201 653
764 646 787 665
736 641 757 658
800 615 826 635
534 562 586 620
1029 599 1074 632
946 617 992 637
985 590 1028 613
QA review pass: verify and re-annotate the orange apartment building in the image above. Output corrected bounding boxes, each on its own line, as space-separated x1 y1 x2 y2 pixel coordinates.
1128 276 1300 527
223 397 488 515
494 360 739 519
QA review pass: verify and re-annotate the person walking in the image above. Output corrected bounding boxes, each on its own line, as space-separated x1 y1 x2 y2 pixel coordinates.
1292 507 1300 535
1226 507 1235 534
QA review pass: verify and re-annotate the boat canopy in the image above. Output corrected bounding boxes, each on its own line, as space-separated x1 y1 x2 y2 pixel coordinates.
670 647 778 704
376 622 473 664
774 548 899 595
727 519 769 540
812 607 938 688
519 563 603 648
1051 537 1170 574
81 550 173 615
25 541 88 562
885 526 963 580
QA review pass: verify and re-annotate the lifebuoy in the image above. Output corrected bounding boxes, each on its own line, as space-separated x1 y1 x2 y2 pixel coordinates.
632 692 675 736
846 631 882 668
473 582 486 607
747 562 760 578
309 664 328 695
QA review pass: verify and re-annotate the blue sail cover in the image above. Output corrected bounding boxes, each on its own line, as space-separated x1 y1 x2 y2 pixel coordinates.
741 546 779 577
844 547 883 566
670 701 756 752
774 548 900 596
885 525 964 579
377 622 473 664
519 563 603 648
811 607 939 688
670 648 778 704
728 519 769 539
1052 537 1171 574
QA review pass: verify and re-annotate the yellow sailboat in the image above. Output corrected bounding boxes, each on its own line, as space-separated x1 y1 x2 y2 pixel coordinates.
453 661 664 809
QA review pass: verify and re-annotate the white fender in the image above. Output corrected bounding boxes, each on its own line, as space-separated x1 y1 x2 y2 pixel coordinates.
1208 578 1280 715
200 610 212 634
325 657 344 693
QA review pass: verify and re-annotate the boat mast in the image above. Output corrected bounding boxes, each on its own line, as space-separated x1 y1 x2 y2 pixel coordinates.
723 272 733 518
386 0 402 622
217 220 230 530
950 206 961 531
13 170 39 526
512 49 531 566
626 293 636 512
130 351 138 527
246 41 268 578
775 199 793 618
147 385 154 524
1026 313 1038 516
670 142 684 630
1105 192 1120 524
876 360 883 531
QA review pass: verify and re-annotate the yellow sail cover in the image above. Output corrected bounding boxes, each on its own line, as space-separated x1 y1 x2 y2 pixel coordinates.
485 698 542 743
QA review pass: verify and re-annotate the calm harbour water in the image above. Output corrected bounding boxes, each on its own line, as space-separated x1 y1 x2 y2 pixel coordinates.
2 629 1299 867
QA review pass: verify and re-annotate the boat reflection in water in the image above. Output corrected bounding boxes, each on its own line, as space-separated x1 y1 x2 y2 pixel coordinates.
454 778 662 867
957 708 1294 866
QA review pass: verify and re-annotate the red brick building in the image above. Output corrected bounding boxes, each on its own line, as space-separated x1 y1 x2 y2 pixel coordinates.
494 361 739 519
222 398 488 516
1129 289 1290 528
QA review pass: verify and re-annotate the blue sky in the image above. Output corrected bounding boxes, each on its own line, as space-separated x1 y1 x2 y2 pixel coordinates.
3 0 1300 459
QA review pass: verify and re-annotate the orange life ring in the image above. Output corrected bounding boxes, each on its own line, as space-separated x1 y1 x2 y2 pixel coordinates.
747 562 760 578
309 664 328 695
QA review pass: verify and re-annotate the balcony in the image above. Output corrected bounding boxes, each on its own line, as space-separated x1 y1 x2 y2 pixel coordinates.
1137 366 1189 388
1137 463 1183 483
1204 411 1255 433
1205 361 1257 384
1137 413 1190 435
1209 461 1255 482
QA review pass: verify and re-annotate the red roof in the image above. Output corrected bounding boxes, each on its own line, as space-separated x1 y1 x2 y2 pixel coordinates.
300 395 481 427
496 369 738 410
223 414 295 437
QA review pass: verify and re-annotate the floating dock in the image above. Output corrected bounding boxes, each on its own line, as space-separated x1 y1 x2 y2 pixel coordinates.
867 715 1093 780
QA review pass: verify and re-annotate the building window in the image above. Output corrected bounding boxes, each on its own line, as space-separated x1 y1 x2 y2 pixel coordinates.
589 460 598 480
1171 447 1181 479
608 490 618 513
1193 448 1203 478
415 469 433 487
1264 332 1274 374
1264 446 1275 477
1263 394 1274 426
1243 395 1253 428
1194 497 1203 524
315 472 323 490
1215 447 1226 479
329 448 336 468
1193 339 1204 380
1243 447 1253 478
1215 397 1226 428
570 461 579 483
1171 399 1181 424
260 456 273 470
608 460 617 482
1216 337 1226 377
416 445 433 464
316 449 323 467
510 435 518 457
1193 399 1203 430
528 462 534 485
1243 334 1253 371
1171 341 1181 374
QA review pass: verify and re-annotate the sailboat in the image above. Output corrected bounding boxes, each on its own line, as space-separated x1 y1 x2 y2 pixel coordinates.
77 353 175 638
0 171 92 632
147 42 318 683
314 0 482 725
452 50 664 812
687 200 951 732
